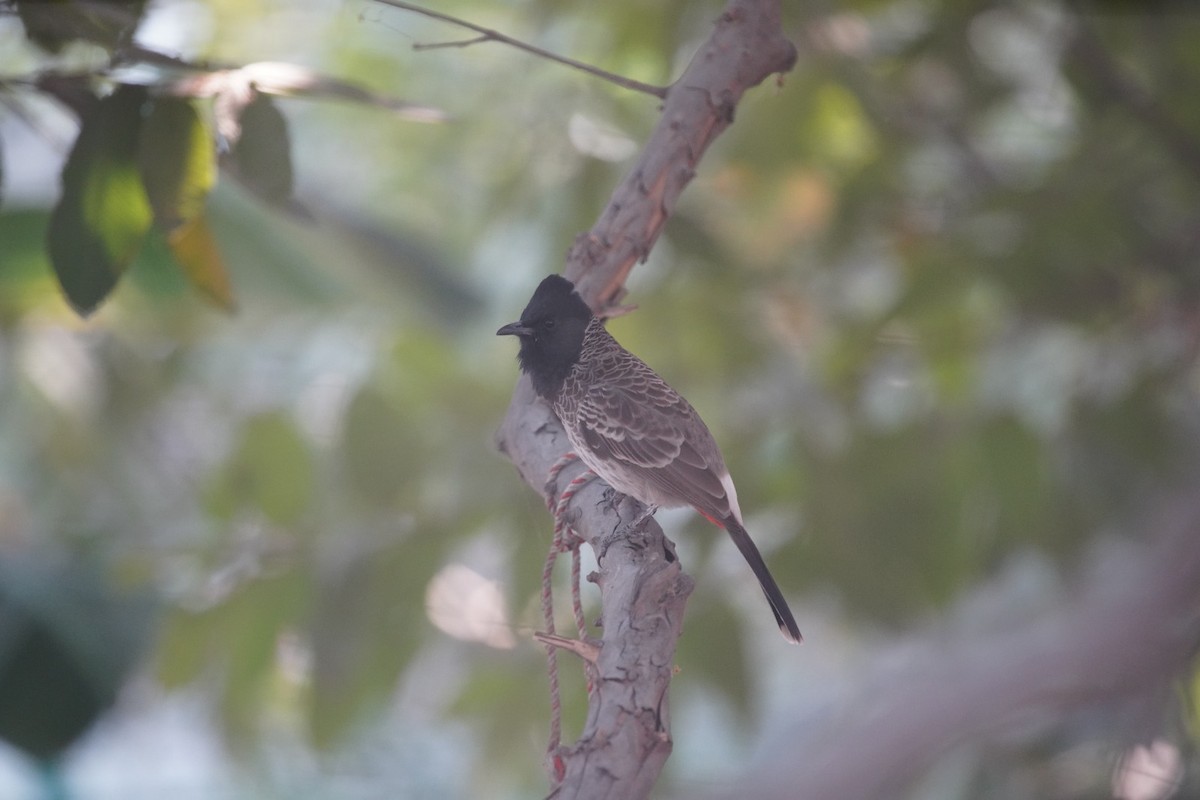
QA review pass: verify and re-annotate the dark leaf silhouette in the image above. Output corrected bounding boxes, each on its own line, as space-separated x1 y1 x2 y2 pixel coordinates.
15 0 147 53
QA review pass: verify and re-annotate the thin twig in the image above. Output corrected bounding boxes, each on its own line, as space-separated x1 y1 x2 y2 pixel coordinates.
371 0 668 98
413 35 490 51
534 632 601 664
0 91 73 149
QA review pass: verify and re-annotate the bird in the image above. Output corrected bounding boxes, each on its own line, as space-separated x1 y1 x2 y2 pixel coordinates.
497 274 801 643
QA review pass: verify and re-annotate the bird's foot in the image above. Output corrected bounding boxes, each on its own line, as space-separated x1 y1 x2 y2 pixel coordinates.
597 489 657 533
600 485 621 509
632 503 659 530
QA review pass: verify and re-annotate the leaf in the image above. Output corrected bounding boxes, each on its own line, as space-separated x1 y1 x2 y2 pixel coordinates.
154 606 212 689
0 555 158 760
133 97 234 309
233 412 315 526
137 97 215 232
15 0 147 53
208 570 307 742
309 549 416 748
341 386 415 507
48 84 153 315
308 528 454 748
226 91 295 210
449 655 552 773
167 215 236 310
674 598 751 714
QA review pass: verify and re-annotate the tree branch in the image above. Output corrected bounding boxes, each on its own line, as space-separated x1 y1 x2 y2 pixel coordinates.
1067 17 1200 185
494 2 797 797
564 2 797 310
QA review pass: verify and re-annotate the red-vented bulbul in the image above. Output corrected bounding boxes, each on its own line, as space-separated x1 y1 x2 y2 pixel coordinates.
498 274 801 643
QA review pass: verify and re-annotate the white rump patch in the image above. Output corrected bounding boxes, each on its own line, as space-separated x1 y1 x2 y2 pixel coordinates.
719 471 743 524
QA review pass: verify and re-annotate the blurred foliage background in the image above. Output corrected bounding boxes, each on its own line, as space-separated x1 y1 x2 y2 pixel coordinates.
0 0 1198 798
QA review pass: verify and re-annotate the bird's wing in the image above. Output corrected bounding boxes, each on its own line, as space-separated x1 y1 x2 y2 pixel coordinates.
575 366 730 515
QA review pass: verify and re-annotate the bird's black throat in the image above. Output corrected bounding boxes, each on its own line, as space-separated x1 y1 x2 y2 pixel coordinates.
517 339 579 400
499 274 594 400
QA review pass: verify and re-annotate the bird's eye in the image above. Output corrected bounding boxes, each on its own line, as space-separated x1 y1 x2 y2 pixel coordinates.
543 318 556 329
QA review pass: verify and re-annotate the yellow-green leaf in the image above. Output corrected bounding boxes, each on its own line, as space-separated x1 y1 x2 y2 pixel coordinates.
167 214 236 310
48 84 153 315
138 97 215 232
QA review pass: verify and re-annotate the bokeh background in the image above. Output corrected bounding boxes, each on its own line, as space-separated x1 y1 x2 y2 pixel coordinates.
0 1 1198 798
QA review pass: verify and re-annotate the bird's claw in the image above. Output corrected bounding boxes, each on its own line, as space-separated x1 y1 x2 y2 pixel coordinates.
632 503 659 530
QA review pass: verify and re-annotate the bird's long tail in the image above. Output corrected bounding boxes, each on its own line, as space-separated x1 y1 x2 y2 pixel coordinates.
722 517 802 644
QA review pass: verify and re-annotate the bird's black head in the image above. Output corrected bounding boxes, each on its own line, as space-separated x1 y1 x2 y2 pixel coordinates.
497 274 594 399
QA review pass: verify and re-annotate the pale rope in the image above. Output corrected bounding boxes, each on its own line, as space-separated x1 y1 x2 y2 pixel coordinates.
541 453 597 778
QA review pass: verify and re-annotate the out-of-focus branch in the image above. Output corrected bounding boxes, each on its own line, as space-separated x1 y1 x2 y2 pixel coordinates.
1068 18 1200 184
701 478 1200 800
494 2 797 798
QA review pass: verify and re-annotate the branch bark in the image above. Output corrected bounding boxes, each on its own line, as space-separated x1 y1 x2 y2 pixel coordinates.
493 2 797 798
563 0 797 310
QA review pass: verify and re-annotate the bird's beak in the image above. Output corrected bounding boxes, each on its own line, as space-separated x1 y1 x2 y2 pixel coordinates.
496 321 533 337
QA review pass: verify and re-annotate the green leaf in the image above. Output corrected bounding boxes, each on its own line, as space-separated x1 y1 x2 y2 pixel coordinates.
214 570 307 741
0 211 62 318
154 606 213 689
307 526 454 748
449 653 553 777
231 412 315 526
229 92 294 209
137 97 215 232
158 571 308 740
675 598 751 714
48 84 153 315
341 386 415 507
